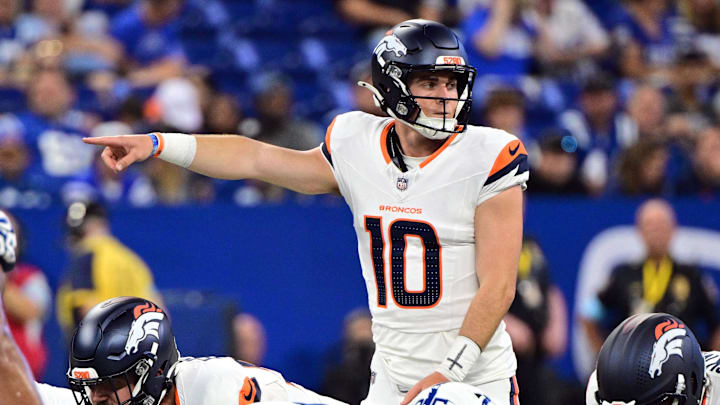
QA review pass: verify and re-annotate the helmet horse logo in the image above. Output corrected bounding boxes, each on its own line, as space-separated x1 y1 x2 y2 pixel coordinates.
648 319 686 378
125 303 164 355
374 35 408 58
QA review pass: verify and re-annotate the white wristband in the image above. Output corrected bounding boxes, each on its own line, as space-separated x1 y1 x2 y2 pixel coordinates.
154 133 197 168
436 335 482 382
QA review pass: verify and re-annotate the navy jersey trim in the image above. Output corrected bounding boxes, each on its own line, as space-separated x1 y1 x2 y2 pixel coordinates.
483 154 528 187
321 142 333 167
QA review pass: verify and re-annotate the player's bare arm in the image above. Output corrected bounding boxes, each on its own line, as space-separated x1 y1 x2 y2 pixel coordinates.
0 212 43 405
463 185 523 348
0 275 42 405
83 134 339 195
401 186 523 405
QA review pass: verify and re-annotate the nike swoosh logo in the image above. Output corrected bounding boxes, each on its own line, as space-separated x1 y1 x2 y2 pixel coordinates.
243 384 254 401
509 144 520 155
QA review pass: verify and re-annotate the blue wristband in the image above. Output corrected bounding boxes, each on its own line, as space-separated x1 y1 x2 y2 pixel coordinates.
149 133 159 158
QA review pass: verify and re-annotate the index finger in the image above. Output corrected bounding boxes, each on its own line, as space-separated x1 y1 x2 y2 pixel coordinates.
82 136 127 147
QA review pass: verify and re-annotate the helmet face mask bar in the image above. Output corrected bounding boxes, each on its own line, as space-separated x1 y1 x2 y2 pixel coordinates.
358 19 477 141
68 362 144 405
597 375 690 405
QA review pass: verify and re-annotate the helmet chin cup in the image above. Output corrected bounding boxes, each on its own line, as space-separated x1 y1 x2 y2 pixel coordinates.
412 113 456 140
357 80 458 140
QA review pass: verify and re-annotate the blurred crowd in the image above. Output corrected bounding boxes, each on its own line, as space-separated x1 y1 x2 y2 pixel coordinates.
3 1 720 402
1 0 720 209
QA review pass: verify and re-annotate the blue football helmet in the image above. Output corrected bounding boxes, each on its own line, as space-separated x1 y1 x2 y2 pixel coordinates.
412 382 495 405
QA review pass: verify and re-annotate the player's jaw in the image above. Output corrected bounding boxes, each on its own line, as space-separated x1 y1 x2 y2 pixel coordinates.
88 379 133 405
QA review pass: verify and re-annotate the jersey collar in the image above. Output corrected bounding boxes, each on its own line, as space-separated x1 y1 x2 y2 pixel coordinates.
380 120 460 171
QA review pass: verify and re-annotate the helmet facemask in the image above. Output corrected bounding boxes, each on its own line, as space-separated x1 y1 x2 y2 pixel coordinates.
359 61 476 141
68 360 149 405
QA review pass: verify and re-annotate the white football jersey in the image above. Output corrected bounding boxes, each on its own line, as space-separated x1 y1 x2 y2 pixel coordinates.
323 112 528 386
586 352 720 405
36 382 76 405
34 358 346 405
173 357 347 405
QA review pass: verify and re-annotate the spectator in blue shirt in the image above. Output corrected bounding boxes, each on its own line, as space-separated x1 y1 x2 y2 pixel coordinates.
110 0 187 88
559 74 637 194
462 0 549 85
674 126 720 197
83 0 134 18
612 0 694 82
8 69 97 196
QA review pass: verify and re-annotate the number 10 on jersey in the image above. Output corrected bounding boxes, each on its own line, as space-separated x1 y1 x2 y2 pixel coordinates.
364 216 442 308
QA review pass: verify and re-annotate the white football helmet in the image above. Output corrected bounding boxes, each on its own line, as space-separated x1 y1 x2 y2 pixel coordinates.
412 382 495 405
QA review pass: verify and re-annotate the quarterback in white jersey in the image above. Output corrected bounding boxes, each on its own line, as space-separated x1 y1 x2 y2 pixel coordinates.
586 313 710 405
324 109 524 404
84 19 526 405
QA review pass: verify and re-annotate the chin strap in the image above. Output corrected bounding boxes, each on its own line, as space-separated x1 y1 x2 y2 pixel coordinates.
357 81 384 109
357 81 455 140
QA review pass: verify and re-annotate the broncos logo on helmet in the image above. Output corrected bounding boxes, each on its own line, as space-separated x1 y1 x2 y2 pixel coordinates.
649 319 687 378
125 302 165 355
374 35 408 59
595 313 706 405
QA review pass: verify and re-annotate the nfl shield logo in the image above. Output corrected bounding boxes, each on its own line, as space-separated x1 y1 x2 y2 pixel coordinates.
396 177 408 191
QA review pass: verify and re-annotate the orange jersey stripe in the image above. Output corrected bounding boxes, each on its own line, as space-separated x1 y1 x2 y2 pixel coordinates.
512 376 520 405
488 140 527 179
175 387 181 405
239 377 260 404
379 121 396 164
419 132 458 169
325 116 337 155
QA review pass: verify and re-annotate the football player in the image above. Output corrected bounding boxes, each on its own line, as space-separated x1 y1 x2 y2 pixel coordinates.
2 211 347 405
84 19 527 405
0 209 48 405
64 296 347 405
586 312 718 405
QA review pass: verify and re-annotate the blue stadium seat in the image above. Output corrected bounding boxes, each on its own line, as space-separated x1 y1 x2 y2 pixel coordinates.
0 88 26 112
184 39 220 66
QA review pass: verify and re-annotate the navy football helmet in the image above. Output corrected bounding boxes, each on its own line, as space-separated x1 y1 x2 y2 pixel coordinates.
67 297 179 405
358 19 476 140
596 313 706 405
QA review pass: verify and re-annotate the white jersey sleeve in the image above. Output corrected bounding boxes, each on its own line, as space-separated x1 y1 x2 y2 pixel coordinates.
173 357 347 405
321 111 393 211
704 351 720 405
35 383 76 405
473 127 529 205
